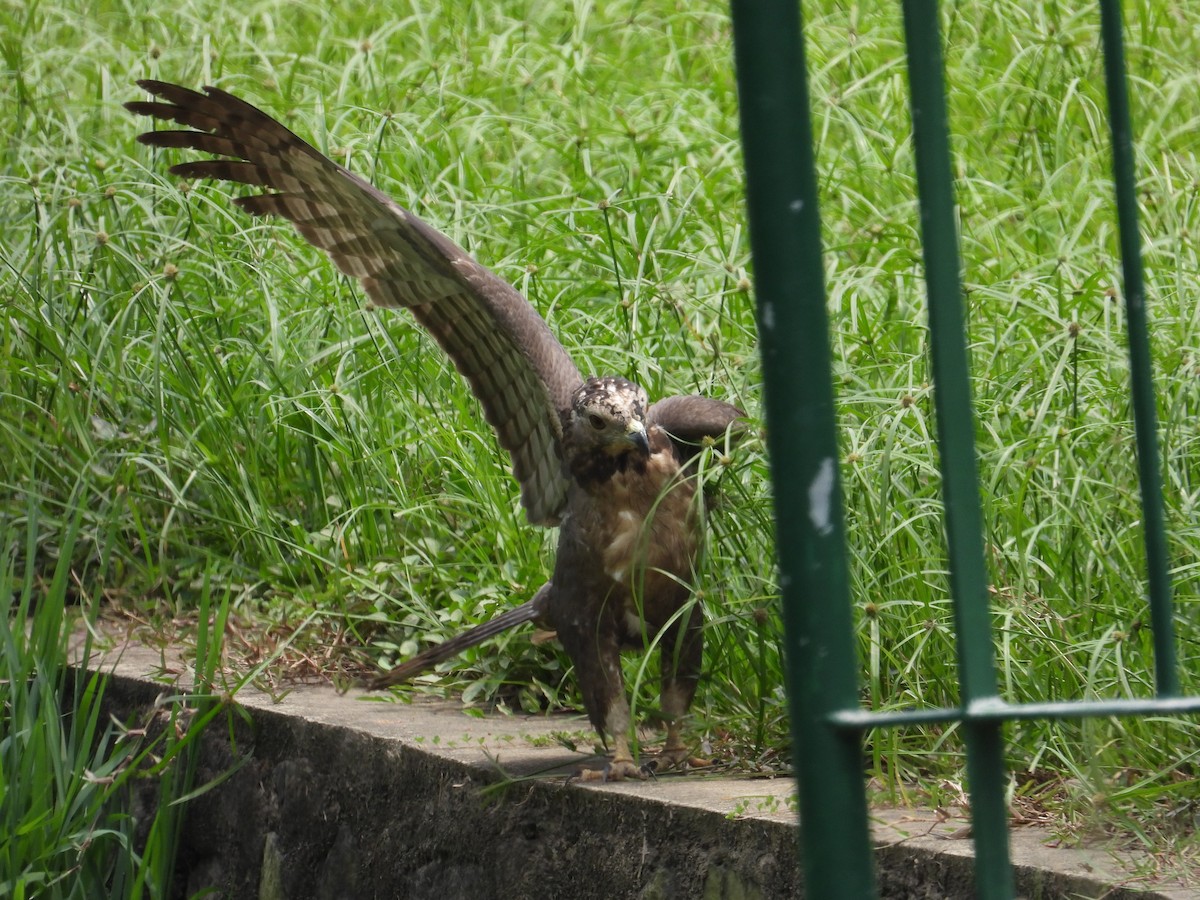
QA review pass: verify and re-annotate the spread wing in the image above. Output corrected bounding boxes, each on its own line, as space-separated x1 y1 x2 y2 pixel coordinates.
647 395 745 466
126 80 583 526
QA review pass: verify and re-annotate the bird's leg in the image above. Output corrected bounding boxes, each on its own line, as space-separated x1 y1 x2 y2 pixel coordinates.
661 699 691 764
604 724 648 782
651 607 709 772
558 626 649 783
575 692 647 782
650 684 710 772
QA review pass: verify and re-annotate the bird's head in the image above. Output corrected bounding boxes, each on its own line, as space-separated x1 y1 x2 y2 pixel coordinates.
568 376 650 457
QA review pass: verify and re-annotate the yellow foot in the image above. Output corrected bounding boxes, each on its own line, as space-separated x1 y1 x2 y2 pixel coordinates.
645 745 712 774
575 758 650 783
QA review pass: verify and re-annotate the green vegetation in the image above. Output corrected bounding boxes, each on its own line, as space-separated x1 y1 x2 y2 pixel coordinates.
0 506 248 897
2 0 1198 883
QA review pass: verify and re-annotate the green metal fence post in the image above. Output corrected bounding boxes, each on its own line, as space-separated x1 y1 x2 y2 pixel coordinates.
1097 0 1179 697
730 2 1200 896
898 1 1015 895
730 1 877 895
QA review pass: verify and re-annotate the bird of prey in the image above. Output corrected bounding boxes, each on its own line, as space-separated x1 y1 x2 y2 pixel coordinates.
127 81 744 780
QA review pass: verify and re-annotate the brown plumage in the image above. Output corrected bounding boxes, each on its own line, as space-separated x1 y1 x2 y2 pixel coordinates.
127 82 745 779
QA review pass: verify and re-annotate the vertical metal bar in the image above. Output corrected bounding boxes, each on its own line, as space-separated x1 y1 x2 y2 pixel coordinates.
1098 0 1178 697
897 1 1014 896
729 2 876 896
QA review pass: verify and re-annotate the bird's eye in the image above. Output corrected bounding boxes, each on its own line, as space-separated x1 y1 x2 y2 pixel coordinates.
587 413 606 430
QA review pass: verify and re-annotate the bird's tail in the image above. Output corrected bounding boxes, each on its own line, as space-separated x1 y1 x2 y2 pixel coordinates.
365 583 552 690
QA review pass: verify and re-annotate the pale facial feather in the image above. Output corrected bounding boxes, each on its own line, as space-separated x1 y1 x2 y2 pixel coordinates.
571 377 648 439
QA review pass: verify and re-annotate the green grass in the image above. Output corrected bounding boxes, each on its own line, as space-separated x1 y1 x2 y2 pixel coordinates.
2 0 1199 875
0 500 251 898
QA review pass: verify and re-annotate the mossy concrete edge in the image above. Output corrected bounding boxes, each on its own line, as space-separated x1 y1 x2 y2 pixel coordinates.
79 640 1190 899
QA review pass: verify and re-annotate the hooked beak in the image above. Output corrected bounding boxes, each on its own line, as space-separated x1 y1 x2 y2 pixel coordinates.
624 420 649 453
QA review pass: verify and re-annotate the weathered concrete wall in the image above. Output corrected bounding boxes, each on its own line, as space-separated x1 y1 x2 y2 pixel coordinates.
110 674 801 899
87 644 1189 900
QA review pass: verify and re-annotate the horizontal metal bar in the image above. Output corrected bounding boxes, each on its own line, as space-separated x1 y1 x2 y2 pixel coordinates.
829 695 1200 731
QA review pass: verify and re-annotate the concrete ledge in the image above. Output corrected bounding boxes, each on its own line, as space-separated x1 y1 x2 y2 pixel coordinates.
83 641 1190 899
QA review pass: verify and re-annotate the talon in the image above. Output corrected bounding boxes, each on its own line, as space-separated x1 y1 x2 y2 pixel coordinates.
607 759 649 782
575 758 647 783
653 744 711 772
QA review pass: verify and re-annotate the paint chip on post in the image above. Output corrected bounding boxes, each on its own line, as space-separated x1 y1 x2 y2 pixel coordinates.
761 301 775 331
808 457 835 536
789 198 804 213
